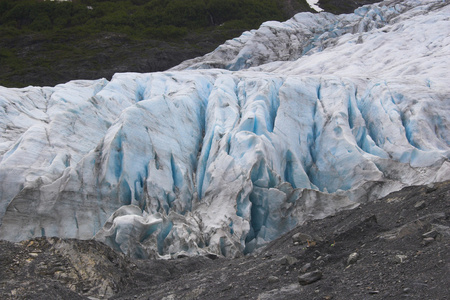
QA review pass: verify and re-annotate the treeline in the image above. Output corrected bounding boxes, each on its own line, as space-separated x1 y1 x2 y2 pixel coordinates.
0 0 288 39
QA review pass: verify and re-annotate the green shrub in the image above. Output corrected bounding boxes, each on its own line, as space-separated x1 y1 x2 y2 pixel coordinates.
30 13 52 31
0 0 295 35
144 25 188 39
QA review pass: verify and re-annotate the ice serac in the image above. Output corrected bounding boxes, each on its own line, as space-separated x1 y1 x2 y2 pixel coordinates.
0 0 449 258
171 0 420 72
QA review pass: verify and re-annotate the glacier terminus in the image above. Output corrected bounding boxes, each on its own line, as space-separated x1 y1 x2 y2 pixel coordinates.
0 0 449 259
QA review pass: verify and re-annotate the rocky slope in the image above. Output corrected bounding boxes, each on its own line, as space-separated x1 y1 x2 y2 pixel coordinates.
1 181 448 299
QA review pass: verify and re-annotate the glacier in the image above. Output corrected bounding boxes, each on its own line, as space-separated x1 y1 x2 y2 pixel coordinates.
0 0 449 258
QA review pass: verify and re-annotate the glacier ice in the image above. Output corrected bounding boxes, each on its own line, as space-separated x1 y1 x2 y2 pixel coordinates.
0 0 449 258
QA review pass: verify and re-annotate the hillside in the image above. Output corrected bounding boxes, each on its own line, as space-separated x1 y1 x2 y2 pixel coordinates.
0 0 381 88
0 0 312 87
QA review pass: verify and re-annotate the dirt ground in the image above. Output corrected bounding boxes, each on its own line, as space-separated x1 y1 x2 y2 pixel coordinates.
1 180 449 300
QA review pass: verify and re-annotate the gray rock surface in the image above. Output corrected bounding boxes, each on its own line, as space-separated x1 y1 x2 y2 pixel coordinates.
347 252 359 265
298 270 323 285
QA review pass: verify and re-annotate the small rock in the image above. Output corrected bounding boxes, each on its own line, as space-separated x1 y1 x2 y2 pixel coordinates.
433 224 450 240
425 183 437 193
422 237 434 246
205 253 219 260
368 290 380 294
414 201 426 210
300 263 312 273
268 276 279 283
298 270 322 285
403 288 411 293
280 255 298 266
347 252 359 265
317 260 326 266
422 230 438 239
356 35 364 44
292 232 313 244
394 254 408 263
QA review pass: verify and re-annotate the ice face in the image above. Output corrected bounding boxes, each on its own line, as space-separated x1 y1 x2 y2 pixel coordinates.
0 0 449 258
172 0 444 73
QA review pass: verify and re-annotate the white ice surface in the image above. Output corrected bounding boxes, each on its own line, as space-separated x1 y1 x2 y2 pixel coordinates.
0 0 449 258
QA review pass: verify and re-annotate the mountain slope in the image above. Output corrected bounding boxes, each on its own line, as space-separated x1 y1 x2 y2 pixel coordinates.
0 0 316 88
0 0 449 259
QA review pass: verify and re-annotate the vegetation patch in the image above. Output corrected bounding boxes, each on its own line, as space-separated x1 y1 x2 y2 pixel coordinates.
0 0 314 87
